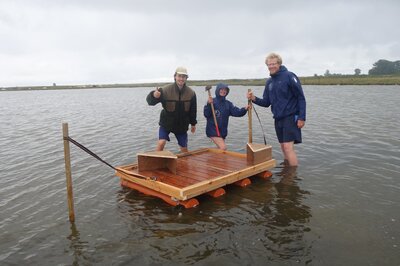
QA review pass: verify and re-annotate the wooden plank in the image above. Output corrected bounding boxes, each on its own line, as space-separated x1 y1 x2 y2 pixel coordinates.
247 144 272 165
178 158 233 175
184 158 276 191
116 167 149 180
117 161 219 187
137 151 177 174
137 150 177 158
62 123 75 223
116 167 184 199
176 148 210 158
206 148 248 158
137 156 162 171
188 151 249 165
184 154 247 172
180 159 276 199
119 161 221 189
142 169 188 188
181 159 276 199
169 157 232 178
144 166 215 188
247 143 269 152
182 151 239 165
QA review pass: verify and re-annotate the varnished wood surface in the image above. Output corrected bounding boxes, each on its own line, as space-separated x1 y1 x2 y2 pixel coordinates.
133 149 253 188
117 148 276 200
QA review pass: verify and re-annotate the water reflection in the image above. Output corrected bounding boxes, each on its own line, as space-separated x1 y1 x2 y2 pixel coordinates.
67 223 90 266
261 166 312 262
116 167 313 264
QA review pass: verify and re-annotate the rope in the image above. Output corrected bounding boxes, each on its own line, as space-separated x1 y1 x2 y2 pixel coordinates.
63 136 116 170
63 136 153 181
252 105 268 145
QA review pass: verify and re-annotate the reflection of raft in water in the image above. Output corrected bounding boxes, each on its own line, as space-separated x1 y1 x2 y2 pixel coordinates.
116 145 276 208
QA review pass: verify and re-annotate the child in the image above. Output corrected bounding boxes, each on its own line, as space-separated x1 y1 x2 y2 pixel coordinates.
204 83 249 150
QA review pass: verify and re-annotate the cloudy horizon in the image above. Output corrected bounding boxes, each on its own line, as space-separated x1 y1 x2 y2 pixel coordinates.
1 0 399 87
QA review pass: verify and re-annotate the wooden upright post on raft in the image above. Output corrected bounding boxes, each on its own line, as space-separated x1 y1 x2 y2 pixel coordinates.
62 123 75 223
246 89 272 165
248 88 253 143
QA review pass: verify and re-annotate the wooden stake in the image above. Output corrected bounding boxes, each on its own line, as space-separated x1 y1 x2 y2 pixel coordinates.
206 86 221 137
248 89 253 143
63 123 75 223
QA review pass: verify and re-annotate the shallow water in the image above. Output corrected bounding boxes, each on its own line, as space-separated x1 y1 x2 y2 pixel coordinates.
0 85 399 265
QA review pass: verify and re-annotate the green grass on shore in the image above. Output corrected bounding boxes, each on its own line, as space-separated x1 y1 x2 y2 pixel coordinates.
300 74 400 85
2 75 399 91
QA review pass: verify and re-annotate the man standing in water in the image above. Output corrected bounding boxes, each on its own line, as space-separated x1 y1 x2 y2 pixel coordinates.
247 53 306 166
146 67 197 153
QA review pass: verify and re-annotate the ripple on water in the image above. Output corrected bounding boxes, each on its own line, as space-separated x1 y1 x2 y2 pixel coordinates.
1 86 399 265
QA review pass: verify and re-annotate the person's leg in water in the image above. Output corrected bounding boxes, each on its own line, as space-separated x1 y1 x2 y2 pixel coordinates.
275 116 302 166
210 137 227 150
156 139 167 151
175 132 189 153
157 126 170 151
281 141 298 166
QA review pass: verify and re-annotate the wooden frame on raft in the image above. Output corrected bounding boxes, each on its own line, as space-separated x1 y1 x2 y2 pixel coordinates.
115 148 276 206
247 143 272 165
137 150 177 174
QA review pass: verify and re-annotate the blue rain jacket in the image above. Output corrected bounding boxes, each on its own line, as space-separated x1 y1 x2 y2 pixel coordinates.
204 83 247 139
254 65 306 121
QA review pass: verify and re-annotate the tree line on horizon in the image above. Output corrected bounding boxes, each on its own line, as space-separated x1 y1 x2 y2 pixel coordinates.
320 59 400 77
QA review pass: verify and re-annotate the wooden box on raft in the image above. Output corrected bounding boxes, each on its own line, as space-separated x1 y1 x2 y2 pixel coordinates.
246 143 272 165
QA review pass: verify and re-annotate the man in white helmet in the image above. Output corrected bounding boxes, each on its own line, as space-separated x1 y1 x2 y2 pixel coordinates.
146 67 197 152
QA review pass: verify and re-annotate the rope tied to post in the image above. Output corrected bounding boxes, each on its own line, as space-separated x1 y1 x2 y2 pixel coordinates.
63 136 116 170
63 135 150 180
252 105 268 145
62 122 149 223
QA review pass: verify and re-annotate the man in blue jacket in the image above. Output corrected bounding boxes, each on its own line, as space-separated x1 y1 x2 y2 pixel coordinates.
204 83 249 150
247 53 306 166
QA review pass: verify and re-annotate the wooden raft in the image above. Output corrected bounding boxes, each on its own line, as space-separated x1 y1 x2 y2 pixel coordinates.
116 147 275 208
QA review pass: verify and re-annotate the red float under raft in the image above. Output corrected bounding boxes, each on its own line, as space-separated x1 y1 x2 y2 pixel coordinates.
115 147 275 208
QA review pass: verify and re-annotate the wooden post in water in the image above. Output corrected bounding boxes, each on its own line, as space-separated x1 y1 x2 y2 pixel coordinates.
62 123 75 223
248 89 253 143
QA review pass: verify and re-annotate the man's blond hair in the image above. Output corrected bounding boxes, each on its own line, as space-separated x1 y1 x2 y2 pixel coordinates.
265 52 282 65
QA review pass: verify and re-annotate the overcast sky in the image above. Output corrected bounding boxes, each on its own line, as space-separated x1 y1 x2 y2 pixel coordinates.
1 0 399 87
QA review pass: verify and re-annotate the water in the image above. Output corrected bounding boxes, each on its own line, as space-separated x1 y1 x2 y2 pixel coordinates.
0 85 399 265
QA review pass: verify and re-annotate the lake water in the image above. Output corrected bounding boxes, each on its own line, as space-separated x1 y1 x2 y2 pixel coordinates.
0 85 399 265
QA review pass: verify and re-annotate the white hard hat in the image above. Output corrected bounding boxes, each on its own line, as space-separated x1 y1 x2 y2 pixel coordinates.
175 66 188 76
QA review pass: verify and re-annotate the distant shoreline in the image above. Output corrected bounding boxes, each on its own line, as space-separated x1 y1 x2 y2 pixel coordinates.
1 75 399 91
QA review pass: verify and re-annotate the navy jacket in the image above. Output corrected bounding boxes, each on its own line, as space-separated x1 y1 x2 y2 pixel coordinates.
204 83 247 139
254 65 306 121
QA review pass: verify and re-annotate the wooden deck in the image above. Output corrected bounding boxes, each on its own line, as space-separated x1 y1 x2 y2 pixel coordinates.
116 148 276 204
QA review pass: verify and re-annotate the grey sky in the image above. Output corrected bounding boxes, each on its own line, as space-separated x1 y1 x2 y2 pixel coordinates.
1 0 399 87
